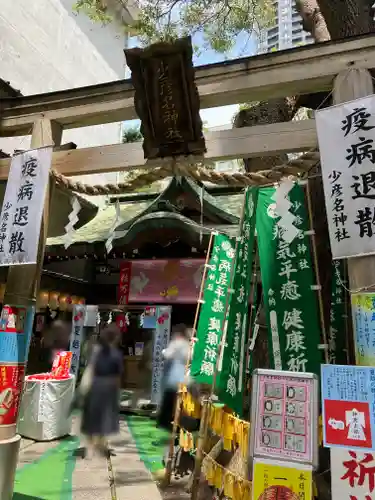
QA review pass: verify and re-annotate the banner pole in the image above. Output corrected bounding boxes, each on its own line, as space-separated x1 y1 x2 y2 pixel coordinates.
343 262 351 364
243 248 259 411
190 191 247 500
304 180 329 364
163 232 214 487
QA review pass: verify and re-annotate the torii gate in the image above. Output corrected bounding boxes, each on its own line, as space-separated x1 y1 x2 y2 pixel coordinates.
0 32 375 499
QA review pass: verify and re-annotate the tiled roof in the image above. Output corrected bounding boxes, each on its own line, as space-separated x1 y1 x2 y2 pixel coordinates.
46 192 244 247
47 200 152 246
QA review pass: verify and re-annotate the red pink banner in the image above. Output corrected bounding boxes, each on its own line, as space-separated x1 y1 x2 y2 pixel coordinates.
117 259 205 304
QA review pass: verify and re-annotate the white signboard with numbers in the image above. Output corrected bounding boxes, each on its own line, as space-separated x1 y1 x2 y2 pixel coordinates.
250 369 319 468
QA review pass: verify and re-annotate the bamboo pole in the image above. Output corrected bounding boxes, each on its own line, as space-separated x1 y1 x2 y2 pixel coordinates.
304 180 329 364
243 249 259 419
190 192 247 500
343 262 351 364
163 232 214 487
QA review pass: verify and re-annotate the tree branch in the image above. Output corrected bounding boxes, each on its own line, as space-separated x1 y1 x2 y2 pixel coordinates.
295 0 330 42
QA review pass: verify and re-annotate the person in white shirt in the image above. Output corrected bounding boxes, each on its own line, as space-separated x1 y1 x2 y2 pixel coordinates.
156 324 191 431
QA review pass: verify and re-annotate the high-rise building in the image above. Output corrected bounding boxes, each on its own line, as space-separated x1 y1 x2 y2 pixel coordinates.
257 0 314 53
0 0 138 193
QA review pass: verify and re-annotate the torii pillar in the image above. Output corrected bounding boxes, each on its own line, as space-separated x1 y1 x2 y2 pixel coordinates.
0 118 62 499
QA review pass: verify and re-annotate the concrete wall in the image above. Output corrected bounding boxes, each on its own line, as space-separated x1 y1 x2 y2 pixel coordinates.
0 0 128 187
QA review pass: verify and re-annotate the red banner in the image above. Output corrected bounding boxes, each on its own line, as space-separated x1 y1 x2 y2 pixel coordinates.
0 364 25 425
118 262 132 305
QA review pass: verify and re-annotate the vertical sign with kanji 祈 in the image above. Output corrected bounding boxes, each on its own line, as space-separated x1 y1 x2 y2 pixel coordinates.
218 188 258 415
316 95 375 259
256 184 322 375
190 233 235 385
331 447 375 500
0 148 52 266
70 305 85 377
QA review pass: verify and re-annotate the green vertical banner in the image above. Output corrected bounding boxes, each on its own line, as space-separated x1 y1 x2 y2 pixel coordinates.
256 184 322 375
218 188 258 415
328 260 348 364
191 233 235 385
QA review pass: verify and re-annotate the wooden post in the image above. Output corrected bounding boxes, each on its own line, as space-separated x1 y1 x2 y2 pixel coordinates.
190 397 210 500
0 118 61 499
305 181 329 364
190 208 245 500
332 69 375 328
163 233 214 487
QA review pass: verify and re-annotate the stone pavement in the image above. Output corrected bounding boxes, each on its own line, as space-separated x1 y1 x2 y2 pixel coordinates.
14 416 163 500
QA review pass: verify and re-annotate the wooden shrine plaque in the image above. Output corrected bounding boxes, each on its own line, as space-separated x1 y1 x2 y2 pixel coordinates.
124 36 206 160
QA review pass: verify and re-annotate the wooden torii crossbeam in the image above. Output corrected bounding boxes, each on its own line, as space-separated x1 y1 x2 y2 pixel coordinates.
0 33 375 180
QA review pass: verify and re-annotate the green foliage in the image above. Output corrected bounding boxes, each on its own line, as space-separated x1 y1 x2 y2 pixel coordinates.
123 126 143 143
121 125 164 192
73 0 275 53
73 0 112 24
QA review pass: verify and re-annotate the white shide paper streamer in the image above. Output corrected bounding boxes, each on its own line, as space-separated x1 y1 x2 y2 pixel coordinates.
63 197 81 249
105 200 124 254
271 179 300 244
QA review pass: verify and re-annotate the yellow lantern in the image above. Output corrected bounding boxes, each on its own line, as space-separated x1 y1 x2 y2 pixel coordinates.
36 290 49 311
0 284 5 303
49 292 60 310
59 295 67 311
66 296 73 312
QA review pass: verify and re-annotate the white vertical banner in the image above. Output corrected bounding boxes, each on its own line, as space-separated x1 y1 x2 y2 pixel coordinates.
70 305 85 377
316 95 375 259
151 306 172 405
0 147 52 266
331 447 375 499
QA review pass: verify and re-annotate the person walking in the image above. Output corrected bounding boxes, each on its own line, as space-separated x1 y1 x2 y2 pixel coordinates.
80 323 123 457
157 324 191 431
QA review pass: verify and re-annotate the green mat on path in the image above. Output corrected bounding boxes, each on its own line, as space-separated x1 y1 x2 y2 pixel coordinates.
13 436 79 500
125 415 169 473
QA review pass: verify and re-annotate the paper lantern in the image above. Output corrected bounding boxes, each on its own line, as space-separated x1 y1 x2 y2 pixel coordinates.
36 291 49 310
59 295 68 311
66 296 73 311
0 284 5 303
49 292 60 310
78 298 86 304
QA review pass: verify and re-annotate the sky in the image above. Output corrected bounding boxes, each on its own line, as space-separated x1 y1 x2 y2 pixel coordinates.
125 31 256 130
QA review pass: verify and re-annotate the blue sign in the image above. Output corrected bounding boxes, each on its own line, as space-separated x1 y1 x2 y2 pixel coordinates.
321 364 375 452
0 305 35 364
143 315 157 329
351 293 375 365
